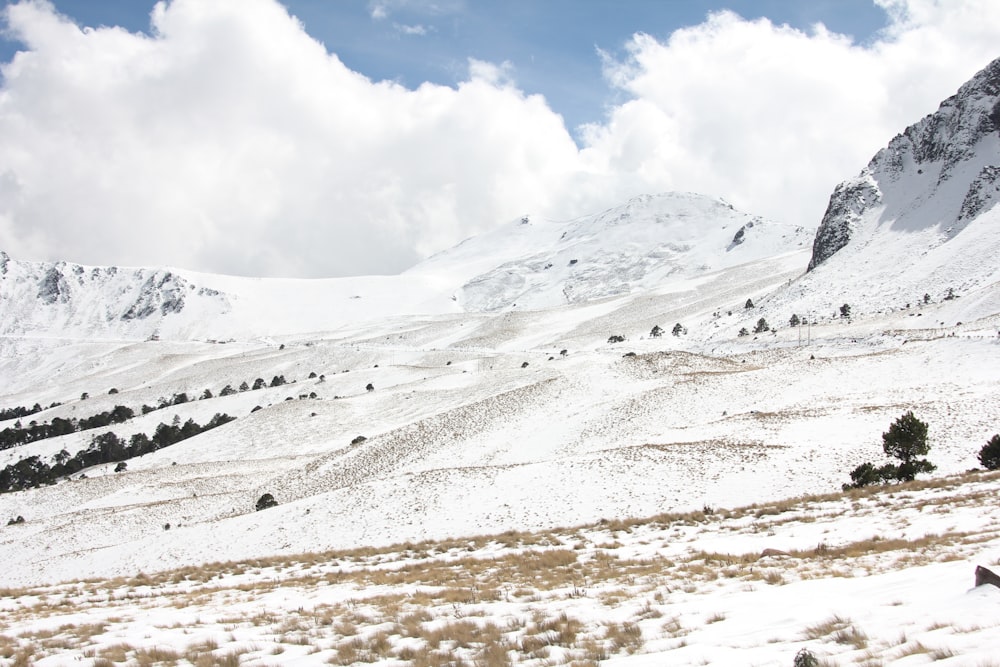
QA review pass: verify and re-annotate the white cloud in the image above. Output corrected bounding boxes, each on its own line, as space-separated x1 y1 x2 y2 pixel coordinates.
583 2 1000 230
0 0 578 277
393 22 430 36
0 0 997 277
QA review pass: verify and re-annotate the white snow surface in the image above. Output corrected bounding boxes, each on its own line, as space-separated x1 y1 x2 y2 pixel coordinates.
0 174 999 664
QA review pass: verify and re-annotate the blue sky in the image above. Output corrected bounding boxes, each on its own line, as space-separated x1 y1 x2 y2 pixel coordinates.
0 0 888 135
0 0 995 278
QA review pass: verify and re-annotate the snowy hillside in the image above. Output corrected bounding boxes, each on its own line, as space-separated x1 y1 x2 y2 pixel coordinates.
0 58 999 667
409 192 812 312
0 193 810 341
779 56 1000 322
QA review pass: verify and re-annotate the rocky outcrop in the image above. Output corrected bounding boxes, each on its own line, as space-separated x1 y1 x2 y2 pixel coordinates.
807 177 881 271
807 56 1000 271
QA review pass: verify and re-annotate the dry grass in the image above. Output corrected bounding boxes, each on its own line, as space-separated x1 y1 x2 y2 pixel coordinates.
0 469 996 666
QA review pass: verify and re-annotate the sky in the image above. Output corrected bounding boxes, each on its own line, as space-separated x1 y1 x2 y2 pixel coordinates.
0 0 997 279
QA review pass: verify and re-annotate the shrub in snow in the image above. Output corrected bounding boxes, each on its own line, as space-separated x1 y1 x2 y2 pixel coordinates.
672 323 685 336
753 318 769 334
366 383 375 392
255 493 278 511
607 335 625 344
650 325 663 338
793 648 818 667
738 327 749 337
840 303 852 319
978 434 1000 470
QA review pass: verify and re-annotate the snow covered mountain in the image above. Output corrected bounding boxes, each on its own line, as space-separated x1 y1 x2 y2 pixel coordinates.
409 192 811 312
1 61 1000 597
0 193 811 340
790 56 1000 318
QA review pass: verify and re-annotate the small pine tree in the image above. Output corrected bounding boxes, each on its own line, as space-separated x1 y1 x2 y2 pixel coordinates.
845 411 936 489
650 325 663 338
789 314 800 327
793 648 819 667
672 323 684 337
978 434 1000 470
753 318 769 334
745 298 754 309
840 303 851 318
255 493 278 511
738 327 749 337
882 411 935 481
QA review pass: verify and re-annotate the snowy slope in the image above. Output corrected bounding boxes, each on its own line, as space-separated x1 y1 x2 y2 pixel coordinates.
0 192 811 341
409 192 812 312
778 56 1000 322
0 61 999 600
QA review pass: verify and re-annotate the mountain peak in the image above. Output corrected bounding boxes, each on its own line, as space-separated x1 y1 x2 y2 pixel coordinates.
807 56 1000 274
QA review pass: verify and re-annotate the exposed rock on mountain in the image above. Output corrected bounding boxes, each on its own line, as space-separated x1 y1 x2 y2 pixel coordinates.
0 255 233 339
808 57 1000 275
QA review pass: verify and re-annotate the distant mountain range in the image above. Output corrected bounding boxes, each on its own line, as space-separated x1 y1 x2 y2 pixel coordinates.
2 57 999 341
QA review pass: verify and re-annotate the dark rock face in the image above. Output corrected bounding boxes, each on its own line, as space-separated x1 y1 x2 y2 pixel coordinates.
807 57 1000 271
807 179 881 271
121 271 188 320
37 266 70 305
958 165 1000 222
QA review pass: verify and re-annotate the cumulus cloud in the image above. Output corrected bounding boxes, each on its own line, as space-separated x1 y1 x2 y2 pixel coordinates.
0 0 578 277
583 1 1000 229
0 0 997 277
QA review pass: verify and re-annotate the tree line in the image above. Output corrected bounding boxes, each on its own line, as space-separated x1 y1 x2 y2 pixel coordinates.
0 413 235 493
0 405 136 451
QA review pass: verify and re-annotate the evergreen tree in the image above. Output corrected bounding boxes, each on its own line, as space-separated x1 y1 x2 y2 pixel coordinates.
789 314 800 327
649 325 663 338
255 493 278 511
881 411 935 481
753 318 769 334
738 327 749 337
744 298 754 309
672 323 684 337
978 434 1000 470
840 303 851 319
